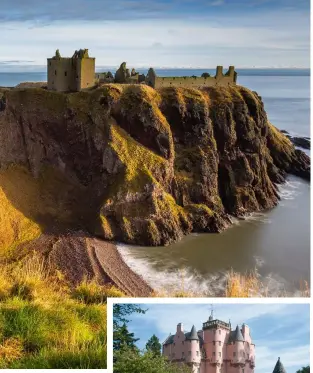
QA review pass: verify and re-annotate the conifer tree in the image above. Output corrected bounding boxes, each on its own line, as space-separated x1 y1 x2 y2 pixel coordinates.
145 334 161 356
114 323 139 352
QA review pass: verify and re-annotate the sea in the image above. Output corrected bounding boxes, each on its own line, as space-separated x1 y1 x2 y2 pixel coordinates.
0 68 310 296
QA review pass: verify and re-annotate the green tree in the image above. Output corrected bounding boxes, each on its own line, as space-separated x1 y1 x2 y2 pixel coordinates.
296 367 310 373
113 304 146 330
114 323 139 352
114 348 192 373
145 334 161 357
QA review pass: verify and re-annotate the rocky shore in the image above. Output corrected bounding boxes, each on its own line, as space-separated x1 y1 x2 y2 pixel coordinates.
0 84 310 289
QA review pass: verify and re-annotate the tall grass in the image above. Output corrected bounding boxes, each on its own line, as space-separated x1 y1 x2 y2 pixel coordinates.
0 252 123 368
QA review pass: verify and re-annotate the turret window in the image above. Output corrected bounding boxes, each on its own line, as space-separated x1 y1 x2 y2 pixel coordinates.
196 351 199 356
219 330 221 335
219 341 221 346
213 341 215 346
219 352 221 357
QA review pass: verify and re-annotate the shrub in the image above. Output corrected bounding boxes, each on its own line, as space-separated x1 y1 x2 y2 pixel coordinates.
72 279 124 304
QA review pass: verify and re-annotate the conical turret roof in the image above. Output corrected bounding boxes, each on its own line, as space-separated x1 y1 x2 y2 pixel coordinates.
234 325 244 341
186 325 199 340
273 358 287 373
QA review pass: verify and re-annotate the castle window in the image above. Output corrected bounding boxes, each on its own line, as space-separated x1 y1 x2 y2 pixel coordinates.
213 341 215 346
188 351 191 356
219 352 221 357
213 352 215 356
182 341 184 345
233 352 236 357
182 352 184 357
196 351 199 356
65 71 67 76
55 70 57 75
49 62 51 66
219 341 221 346
219 330 221 335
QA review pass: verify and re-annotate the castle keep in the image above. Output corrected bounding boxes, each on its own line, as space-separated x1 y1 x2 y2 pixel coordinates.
162 313 255 373
47 49 95 92
47 50 237 92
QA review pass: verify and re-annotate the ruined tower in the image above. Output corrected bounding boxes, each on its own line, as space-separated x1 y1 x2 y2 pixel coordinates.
47 49 95 92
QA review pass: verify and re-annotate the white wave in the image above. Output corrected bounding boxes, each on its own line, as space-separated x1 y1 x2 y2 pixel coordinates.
117 244 226 296
117 244 295 297
277 179 301 200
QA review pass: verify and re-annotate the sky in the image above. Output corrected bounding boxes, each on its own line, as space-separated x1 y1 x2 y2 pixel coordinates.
121 303 310 373
0 0 310 71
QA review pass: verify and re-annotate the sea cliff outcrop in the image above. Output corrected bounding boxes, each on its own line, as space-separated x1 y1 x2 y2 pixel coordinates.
0 84 310 253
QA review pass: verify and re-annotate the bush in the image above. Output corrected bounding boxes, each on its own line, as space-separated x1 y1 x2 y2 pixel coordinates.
114 348 192 373
72 279 124 304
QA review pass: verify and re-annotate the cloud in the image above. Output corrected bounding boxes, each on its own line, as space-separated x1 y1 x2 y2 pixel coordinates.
0 0 309 23
0 1 309 68
209 0 225 5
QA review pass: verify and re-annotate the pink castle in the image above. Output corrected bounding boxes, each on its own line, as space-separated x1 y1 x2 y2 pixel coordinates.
162 312 255 373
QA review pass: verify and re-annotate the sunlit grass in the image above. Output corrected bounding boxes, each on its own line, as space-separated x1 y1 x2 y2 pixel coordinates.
0 252 123 368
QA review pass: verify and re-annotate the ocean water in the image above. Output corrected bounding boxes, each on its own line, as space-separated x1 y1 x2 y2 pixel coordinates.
0 68 310 296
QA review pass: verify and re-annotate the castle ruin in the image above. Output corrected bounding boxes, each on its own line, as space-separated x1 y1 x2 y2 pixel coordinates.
47 49 95 92
146 65 237 89
47 50 237 92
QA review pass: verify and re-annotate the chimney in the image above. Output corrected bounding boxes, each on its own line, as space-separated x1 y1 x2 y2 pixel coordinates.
177 323 183 333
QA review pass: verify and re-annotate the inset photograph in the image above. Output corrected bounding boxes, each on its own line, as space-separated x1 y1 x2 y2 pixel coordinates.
111 302 310 373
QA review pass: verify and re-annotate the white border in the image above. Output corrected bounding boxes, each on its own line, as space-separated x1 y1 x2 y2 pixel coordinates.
107 297 311 372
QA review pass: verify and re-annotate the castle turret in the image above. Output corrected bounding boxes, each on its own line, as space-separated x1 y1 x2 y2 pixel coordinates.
186 325 201 373
273 358 287 373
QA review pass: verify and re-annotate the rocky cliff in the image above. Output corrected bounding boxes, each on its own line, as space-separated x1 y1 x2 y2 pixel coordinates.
0 84 310 254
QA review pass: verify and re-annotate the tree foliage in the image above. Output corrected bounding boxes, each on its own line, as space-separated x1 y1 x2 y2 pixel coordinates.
114 323 139 352
146 334 161 357
113 304 146 330
296 367 310 373
114 348 192 373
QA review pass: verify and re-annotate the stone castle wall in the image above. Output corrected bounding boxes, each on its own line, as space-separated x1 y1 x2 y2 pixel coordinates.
153 75 235 89
147 66 236 89
76 58 95 90
47 53 95 92
47 58 76 92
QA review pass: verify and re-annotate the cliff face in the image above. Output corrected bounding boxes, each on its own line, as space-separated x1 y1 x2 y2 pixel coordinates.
0 84 310 251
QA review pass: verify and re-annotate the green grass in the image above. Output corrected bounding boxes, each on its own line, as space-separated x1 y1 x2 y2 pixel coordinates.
0 253 124 368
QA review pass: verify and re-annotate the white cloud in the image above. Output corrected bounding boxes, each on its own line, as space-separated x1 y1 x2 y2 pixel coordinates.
0 6 309 68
